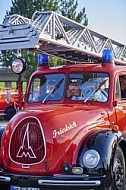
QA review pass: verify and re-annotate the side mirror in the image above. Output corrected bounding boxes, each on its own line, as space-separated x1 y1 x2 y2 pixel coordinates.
11 57 27 74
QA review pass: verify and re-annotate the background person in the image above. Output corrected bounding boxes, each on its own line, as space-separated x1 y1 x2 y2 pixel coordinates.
119 75 126 98
46 80 56 93
5 89 11 103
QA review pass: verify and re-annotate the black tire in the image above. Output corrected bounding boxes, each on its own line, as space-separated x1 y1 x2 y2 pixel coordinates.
106 147 125 190
4 106 16 121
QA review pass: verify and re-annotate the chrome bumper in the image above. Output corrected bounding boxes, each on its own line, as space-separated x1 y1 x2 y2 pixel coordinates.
38 179 101 187
0 173 106 189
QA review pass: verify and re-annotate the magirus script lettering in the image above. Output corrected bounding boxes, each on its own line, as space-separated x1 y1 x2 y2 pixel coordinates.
53 121 77 138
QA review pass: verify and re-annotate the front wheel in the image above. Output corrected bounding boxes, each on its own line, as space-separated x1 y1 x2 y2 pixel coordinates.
106 147 125 190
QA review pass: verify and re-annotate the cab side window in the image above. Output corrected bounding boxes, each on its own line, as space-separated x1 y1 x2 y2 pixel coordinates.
119 75 126 99
115 77 121 100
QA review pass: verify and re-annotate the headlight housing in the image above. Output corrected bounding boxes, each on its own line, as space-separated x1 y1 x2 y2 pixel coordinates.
83 149 100 169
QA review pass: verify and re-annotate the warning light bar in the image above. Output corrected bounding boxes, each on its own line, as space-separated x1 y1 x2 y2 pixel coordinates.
38 54 49 67
102 49 114 63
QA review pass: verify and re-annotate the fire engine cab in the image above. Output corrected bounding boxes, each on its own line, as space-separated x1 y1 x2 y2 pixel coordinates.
0 10 126 190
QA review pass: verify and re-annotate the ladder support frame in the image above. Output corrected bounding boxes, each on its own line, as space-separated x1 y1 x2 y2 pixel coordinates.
0 11 125 64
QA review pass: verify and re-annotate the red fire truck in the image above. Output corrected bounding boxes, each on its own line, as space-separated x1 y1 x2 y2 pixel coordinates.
0 11 126 190
0 87 18 120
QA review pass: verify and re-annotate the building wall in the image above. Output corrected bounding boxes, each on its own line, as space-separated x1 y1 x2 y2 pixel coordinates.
0 68 27 87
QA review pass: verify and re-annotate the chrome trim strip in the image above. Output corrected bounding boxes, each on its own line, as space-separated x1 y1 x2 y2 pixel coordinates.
38 179 101 186
0 176 11 182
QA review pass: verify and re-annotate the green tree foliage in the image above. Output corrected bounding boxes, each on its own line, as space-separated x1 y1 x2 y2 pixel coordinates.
9 0 59 18
0 0 88 80
59 0 88 26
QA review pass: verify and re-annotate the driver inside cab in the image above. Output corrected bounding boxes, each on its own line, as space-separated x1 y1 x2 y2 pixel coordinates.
66 83 83 100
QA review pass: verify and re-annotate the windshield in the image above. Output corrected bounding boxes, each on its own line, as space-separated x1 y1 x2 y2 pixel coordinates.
28 72 109 103
66 72 109 102
28 73 65 103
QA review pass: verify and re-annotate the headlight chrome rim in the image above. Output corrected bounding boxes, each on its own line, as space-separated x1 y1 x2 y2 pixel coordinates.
83 149 100 169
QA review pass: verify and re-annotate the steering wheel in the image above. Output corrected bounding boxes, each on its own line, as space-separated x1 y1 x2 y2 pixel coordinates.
81 86 108 102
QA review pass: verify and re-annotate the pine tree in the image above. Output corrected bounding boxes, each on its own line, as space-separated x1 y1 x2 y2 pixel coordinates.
0 0 88 80
59 0 88 26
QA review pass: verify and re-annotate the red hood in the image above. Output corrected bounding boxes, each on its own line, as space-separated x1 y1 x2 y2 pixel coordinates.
1 104 109 175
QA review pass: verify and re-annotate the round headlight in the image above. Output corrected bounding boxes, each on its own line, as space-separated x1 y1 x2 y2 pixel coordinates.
11 57 26 74
83 149 100 169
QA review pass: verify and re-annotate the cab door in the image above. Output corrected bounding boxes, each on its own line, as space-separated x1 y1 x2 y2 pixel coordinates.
115 75 126 136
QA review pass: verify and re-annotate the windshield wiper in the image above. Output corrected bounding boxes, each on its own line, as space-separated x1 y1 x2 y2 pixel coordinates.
42 78 64 103
84 79 108 102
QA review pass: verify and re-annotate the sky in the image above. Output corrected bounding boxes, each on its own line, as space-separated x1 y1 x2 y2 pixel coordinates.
0 0 126 45
77 0 126 44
